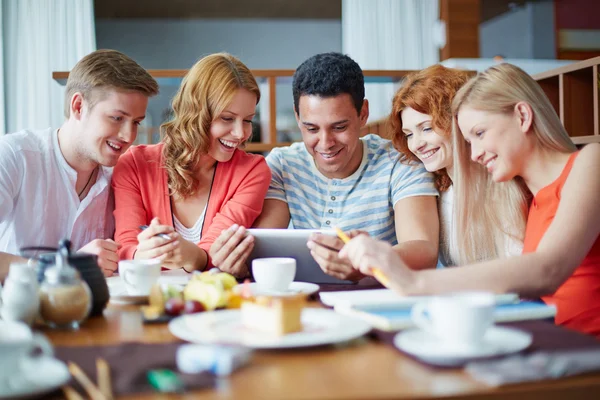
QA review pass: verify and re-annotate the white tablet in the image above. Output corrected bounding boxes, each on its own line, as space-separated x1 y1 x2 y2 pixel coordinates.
247 229 354 284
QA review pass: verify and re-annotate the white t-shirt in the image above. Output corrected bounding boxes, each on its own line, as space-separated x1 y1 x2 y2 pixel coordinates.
0 128 114 255
438 185 522 267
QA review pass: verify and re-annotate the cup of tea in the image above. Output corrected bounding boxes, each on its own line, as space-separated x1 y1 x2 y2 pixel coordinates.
0 321 53 387
118 259 162 295
252 257 296 292
411 291 496 351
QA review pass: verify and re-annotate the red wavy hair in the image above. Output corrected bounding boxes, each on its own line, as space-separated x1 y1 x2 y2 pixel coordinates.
389 65 472 192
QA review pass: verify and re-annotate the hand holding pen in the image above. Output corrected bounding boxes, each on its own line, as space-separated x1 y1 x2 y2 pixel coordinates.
135 217 180 260
335 227 391 289
337 229 420 296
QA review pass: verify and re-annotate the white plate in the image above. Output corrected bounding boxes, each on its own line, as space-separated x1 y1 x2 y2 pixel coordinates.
107 273 190 304
0 356 70 399
169 308 372 349
246 282 320 297
394 326 533 367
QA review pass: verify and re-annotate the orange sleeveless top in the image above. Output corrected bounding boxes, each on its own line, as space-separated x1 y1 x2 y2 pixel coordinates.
522 151 600 337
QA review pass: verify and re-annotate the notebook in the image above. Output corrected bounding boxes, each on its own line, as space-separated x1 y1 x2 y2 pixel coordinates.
319 289 520 309
335 301 557 331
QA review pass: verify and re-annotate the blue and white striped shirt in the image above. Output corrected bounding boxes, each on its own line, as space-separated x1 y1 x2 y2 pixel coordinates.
265 134 438 245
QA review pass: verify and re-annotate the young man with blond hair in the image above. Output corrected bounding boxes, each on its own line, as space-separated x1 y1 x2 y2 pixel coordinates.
0 49 159 278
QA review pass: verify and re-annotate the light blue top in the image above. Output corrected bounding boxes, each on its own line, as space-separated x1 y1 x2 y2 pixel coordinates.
265 134 438 244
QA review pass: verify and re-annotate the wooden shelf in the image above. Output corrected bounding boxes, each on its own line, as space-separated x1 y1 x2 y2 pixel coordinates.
533 57 600 142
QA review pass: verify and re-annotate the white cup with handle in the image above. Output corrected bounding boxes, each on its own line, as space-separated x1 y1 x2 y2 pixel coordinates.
0 320 54 390
118 259 162 296
411 291 496 351
252 257 296 293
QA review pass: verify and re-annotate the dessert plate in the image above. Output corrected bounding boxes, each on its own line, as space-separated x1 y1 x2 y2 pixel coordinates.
0 356 70 399
246 282 320 297
107 273 190 304
394 326 533 367
169 308 371 349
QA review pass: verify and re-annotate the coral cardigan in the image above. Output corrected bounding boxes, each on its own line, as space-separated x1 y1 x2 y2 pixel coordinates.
523 151 600 338
112 143 271 268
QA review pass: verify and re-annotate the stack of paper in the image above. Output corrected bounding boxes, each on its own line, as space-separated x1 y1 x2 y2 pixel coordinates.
320 289 556 331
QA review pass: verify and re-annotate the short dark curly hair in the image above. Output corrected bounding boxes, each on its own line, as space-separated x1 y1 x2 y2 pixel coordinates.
292 52 365 115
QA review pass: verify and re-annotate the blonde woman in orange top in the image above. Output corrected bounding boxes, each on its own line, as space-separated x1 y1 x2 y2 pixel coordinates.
341 63 600 337
112 53 271 275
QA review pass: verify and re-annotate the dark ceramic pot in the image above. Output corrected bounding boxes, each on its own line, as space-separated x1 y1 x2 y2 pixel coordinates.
20 246 110 316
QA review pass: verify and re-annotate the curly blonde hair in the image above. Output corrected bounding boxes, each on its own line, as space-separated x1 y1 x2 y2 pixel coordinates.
161 53 260 198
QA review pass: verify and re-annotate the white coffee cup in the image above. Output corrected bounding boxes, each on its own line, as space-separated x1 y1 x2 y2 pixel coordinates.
0 320 53 386
118 259 162 295
411 291 495 350
252 257 296 292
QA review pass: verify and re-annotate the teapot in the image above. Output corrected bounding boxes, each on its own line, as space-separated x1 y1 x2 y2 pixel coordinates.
38 242 92 329
20 240 109 316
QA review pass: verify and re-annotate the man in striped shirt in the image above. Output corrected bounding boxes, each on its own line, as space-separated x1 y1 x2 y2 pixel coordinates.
211 53 439 281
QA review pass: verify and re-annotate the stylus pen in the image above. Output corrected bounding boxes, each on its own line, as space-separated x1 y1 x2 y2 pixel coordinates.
139 225 171 240
334 227 391 289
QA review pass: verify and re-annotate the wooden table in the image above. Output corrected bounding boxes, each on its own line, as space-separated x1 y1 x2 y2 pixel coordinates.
43 303 600 400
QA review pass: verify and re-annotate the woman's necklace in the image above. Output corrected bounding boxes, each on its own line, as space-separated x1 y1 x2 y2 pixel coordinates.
78 168 97 199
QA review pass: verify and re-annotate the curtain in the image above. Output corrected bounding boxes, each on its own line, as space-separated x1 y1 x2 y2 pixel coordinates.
1 0 96 134
342 0 439 122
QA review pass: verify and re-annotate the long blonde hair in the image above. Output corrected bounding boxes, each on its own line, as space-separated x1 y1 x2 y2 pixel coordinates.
162 53 260 198
450 63 576 265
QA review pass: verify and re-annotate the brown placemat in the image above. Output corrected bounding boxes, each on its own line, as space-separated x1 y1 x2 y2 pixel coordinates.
372 320 600 369
53 342 215 396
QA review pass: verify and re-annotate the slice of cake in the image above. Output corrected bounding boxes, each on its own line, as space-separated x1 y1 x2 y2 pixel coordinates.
241 294 306 336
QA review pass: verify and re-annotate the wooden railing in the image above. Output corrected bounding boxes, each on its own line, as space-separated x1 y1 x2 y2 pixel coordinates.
54 59 600 150
52 69 413 152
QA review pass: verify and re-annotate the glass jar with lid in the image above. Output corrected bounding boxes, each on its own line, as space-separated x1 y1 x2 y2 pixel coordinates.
39 240 92 329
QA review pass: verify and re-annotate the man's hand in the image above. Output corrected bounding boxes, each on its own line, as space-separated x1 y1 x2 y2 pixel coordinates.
78 239 121 277
209 225 254 278
307 232 364 281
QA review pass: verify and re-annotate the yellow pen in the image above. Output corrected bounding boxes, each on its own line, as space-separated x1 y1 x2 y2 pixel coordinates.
333 227 391 288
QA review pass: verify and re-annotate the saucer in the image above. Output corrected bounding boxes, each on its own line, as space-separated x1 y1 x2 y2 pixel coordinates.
107 274 189 304
394 326 533 367
0 356 70 399
247 282 320 296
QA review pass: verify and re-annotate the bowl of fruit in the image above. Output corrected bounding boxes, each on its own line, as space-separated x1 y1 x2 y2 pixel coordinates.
141 269 242 323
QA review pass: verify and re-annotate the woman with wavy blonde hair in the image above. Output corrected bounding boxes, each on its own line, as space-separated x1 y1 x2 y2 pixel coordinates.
391 64 528 266
113 53 271 274
341 63 600 337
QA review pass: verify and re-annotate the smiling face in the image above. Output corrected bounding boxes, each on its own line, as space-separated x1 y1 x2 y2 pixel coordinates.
207 88 257 163
296 94 368 179
75 89 148 167
401 107 452 173
457 106 527 182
